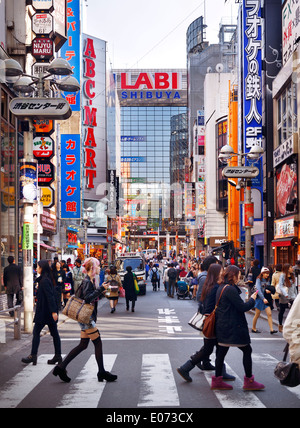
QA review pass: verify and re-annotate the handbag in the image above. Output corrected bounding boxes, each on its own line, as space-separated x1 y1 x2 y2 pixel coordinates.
105 278 120 298
62 295 94 325
202 285 229 339
274 344 300 387
188 312 205 331
133 274 139 294
119 286 125 298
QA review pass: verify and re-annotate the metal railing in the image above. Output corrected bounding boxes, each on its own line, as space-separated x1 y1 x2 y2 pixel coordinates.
0 306 22 340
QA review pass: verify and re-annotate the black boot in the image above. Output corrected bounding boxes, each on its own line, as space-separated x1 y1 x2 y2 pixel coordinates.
47 355 63 365
97 371 118 382
53 366 71 383
222 364 236 381
176 360 195 382
22 355 37 365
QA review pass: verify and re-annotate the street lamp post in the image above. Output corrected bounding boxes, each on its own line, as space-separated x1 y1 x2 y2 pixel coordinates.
219 144 264 274
4 57 80 333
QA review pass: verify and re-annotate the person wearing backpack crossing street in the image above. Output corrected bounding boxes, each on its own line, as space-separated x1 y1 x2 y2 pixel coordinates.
150 265 160 291
167 263 177 297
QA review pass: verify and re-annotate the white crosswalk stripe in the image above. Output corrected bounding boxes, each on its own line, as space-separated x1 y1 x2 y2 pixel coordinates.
0 352 300 408
57 354 118 408
138 354 179 407
0 355 55 408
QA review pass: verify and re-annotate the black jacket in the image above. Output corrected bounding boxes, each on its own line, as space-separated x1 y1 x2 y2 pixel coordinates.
3 263 22 294
201 283 219 315
123 272 137 301
77 275 106 322
215 284 255 346
34 275 58 324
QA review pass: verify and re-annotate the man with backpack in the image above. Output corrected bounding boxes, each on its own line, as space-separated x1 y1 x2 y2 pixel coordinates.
150 265 160 291
167 263 178 298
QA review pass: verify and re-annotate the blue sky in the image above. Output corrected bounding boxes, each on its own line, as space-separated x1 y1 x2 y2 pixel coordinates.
84 0 240 69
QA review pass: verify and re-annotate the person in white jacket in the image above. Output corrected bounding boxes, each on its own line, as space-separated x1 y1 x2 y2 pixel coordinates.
283 293 300 367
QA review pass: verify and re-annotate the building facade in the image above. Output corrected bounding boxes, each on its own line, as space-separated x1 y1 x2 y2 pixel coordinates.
113 69 188 252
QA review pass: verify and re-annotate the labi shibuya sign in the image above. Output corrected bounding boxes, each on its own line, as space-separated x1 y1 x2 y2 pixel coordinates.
119 72 183 101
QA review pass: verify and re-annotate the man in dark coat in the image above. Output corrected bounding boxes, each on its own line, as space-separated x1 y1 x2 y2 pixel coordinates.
123 266 137 312
3 256 23 316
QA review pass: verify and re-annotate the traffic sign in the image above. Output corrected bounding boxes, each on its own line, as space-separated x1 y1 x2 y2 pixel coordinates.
10 97 72 120
222 166 260 178
32 13 53 35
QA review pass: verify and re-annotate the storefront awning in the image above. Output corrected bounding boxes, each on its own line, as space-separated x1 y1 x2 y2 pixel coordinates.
271 237 297 247
87 236 107 245
34 241 57 252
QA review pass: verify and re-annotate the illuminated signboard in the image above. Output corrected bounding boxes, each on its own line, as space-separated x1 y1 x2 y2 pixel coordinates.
82 34 107 198
60 134 81 219
60 0 81 111
117 71 183 102
243 0 263 221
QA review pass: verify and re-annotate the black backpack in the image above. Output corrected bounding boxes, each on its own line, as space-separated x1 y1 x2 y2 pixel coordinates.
168 268 177 280
151 269 158 282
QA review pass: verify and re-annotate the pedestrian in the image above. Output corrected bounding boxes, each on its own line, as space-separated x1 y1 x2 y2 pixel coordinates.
53 261 66 311
271 263 282 310
177 264 234 383
123 266 137 312
22 260 61 366
167 263 177 297
62 265 74 307
283 292 300 368
252 267 278 334
72 258 85 294
150 265 160 291
245 259 260 297
53 257 117 383
278 263 298 332
212 265 264 391
163 263 170 293
3 256 23 317
196 256 218 304
106 266 122 313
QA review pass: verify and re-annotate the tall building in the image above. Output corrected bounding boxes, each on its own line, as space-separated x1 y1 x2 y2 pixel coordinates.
113 69 188 251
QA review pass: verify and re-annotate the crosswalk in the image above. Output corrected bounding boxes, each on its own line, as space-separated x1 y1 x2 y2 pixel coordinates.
0 352 300 408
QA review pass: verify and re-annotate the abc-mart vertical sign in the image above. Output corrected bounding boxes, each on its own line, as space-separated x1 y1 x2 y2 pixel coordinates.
243 0 263 221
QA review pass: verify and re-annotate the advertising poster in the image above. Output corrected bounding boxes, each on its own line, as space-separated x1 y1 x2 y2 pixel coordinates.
276 158 298 218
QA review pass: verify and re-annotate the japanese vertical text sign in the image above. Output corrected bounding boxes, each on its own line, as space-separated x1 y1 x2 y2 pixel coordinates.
60 0 81 111
243 0 263 220
61 134 81 219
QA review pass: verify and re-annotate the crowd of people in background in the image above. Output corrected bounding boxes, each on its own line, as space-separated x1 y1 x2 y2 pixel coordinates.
2 247 298 390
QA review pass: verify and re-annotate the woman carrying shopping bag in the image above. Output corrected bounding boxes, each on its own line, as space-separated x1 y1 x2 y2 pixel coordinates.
53 257 117 383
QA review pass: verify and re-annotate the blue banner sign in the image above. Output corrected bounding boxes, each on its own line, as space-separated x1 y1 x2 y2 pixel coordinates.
243 0 263 221
61 134 81 219
60 0 81 111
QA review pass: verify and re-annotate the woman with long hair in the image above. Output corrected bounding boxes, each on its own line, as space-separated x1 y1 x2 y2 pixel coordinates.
53 257 117 383
177 264 234 383
278 263 298 332
252 267 277 334
106 266 122 313
212 265 264 391
22 260 61 366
